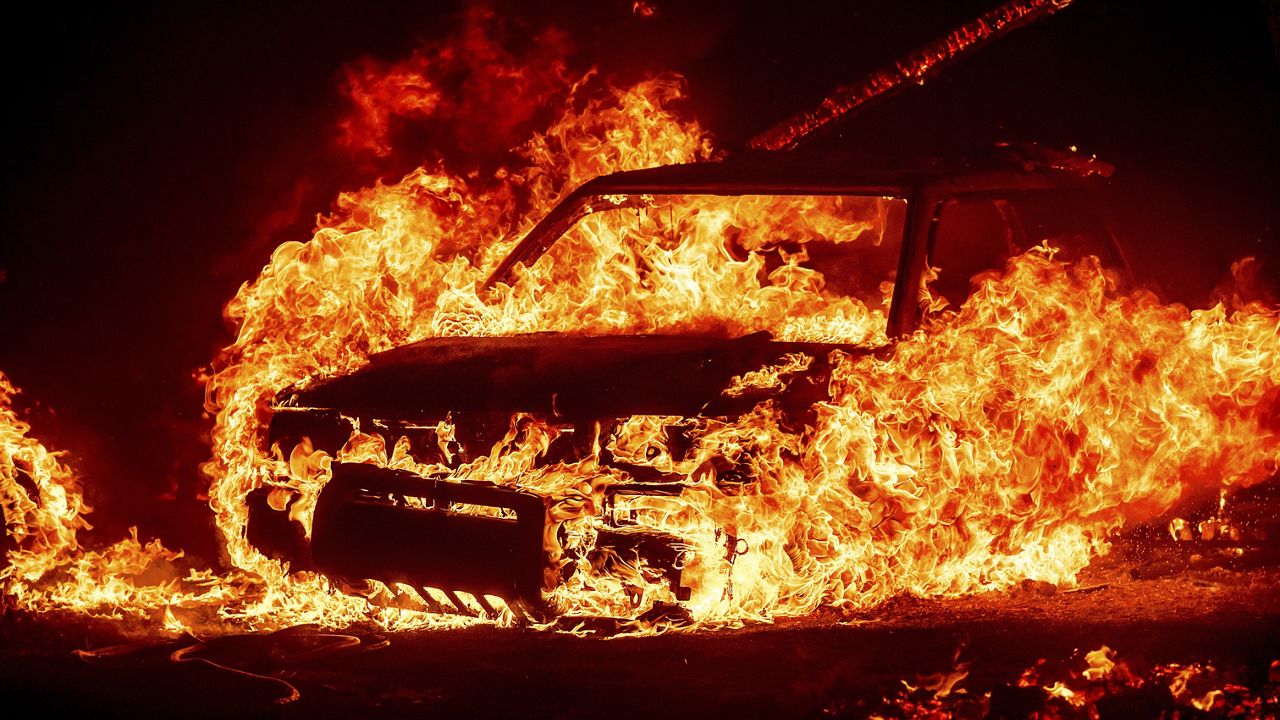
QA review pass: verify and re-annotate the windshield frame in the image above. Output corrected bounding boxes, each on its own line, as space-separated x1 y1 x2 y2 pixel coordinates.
482 187 912 345
482 180 911 292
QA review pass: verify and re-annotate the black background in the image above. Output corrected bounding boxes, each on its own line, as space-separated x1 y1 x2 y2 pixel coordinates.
1 0 1276 562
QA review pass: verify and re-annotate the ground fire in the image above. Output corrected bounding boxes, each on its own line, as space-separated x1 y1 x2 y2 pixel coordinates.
2 1 1278 716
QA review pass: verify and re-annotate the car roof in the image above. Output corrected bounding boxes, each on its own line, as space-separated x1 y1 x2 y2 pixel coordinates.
484 144 1111 289
571 145 1108 196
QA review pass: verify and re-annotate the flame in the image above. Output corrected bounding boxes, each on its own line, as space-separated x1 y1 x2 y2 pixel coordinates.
4 18 1280 633
1168 664 1224 711
1 372 90 584
337 6 573 157
1043 681 1084 707
1082 645 1115 681
203 48 1280 628
1 373 238 626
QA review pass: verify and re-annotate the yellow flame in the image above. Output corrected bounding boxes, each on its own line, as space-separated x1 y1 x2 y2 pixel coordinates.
1 373 240 627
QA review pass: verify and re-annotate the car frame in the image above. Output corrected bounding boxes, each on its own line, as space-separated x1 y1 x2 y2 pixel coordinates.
250 145 1130 622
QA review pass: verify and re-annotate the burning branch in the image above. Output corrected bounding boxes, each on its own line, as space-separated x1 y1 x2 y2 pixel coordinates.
748 0 1073 151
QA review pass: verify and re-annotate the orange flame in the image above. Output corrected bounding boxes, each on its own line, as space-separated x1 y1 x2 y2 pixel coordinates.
201 47 1280 627
1 374 238 630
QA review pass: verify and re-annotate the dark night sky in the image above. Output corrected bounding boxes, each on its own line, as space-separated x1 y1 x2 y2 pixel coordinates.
1 0 1277 560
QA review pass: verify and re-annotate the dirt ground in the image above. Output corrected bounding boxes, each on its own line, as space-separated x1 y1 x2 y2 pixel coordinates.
3 551 1278 719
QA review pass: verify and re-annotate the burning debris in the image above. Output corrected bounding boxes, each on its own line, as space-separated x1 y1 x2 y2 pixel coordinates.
843 643 1280 719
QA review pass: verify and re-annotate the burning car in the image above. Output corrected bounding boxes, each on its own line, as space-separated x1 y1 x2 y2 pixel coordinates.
250 147 1130 624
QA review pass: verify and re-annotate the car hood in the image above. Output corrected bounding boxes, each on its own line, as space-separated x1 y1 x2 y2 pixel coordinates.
276 332 875 420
